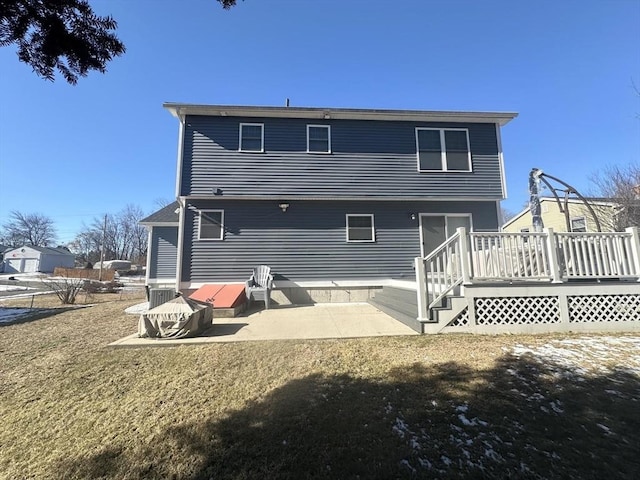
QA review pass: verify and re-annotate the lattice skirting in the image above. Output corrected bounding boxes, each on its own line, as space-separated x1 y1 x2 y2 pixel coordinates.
446 307 469 328
474 296 561 325
568 294 640 323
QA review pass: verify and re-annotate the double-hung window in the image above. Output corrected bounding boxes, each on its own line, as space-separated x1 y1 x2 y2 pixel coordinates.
198 210 224 240
307 125 331 153
239 123 264 152
570 216 587 233
416 128 471 172
346 214 375 242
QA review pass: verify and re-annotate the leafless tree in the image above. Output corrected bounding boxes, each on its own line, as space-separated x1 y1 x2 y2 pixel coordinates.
69 204 148 263
500 204 519 224
590 163 640 231
0 211 56 247
153 197 173 209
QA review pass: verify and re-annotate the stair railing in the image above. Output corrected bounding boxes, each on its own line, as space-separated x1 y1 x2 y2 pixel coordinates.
415 227 470 321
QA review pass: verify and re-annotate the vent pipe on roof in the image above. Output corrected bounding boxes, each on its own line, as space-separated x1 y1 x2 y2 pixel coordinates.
285 98 290 107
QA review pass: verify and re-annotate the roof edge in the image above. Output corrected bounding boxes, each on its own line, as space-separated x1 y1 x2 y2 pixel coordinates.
163 103 518 126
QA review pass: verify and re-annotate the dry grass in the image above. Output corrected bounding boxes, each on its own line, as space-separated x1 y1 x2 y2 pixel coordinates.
0 296 638 479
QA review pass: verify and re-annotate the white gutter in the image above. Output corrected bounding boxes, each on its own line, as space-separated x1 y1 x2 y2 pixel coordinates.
174 115 185 199
175 197 186 293
164 103 518 127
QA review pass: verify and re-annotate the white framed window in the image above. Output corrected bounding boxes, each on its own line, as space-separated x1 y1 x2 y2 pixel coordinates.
198 210 224 240
570 216 587 232
307 125 331 153
239 123 264 152
520 228 530 233
346 214 375 243
415 128 471 172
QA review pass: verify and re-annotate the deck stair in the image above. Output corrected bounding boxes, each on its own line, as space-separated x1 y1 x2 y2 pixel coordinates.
422 295 468 334
368 286 420 333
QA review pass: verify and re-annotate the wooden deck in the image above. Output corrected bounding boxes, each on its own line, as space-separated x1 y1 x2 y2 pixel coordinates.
410 227 640 334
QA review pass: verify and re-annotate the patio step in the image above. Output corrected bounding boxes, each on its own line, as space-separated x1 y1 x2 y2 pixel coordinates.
368 286 421 333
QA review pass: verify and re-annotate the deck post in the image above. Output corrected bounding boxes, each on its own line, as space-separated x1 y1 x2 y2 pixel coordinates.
545 227 562 283
626 227 640 279
457 227 472 284
414 257 429 321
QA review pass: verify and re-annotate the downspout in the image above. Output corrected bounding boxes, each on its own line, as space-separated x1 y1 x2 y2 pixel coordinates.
175 197 186 293
144 226 152 286
175 114 186 199
174 112 186 293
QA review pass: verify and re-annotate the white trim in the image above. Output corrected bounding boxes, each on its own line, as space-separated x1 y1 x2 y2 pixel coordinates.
415 127 472 173
345 214 375 243
197 209 225 240
144 227 153 286
175 198 185 292
175 116 185 198
418 213 473 257
164 103 518 126
139 222 178 227
239 122 264 152
496 123 507 199
306 124 331 153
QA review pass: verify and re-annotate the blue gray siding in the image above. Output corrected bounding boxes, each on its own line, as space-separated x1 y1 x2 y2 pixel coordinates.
181 200 498 284
150 226 178 279
181 116 503 198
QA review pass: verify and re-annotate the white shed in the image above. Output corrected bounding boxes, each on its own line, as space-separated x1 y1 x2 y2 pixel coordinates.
2 246 76 273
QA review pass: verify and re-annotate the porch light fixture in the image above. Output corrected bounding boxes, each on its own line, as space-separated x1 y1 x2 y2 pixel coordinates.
409 213 417 220
279 202 290 212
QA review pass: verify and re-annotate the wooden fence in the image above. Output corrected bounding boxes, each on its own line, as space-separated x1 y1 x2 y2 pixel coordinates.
53 268 115 281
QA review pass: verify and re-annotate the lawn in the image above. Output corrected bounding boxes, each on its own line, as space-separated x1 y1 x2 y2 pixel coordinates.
0 294 638 479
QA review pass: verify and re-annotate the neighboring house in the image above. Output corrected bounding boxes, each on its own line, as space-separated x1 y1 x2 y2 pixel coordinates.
143 104 517 300
502 197 625 233
2 245 75 273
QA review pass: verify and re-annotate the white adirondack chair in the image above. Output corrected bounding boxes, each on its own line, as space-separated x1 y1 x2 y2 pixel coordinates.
245 265 274 309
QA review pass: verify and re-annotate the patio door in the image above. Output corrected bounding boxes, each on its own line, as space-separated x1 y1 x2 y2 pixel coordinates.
420 214 472 257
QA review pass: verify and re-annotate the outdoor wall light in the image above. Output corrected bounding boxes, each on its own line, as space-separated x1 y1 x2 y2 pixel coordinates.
409 213 417 220
279 202 290 212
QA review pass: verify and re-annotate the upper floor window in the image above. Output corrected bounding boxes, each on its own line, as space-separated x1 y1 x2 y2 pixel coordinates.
570 216 587 233
198 210 224 240
416 128 471 172
346 214 375 242
307 125 331 153
239 123 264 152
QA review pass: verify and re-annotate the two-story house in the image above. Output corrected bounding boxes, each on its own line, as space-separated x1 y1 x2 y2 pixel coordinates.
141 104 517 305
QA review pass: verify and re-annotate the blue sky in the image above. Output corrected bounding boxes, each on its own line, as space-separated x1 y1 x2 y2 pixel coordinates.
0 0 638 244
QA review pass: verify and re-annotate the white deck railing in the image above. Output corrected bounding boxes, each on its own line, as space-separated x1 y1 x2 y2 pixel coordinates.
415 226 640 320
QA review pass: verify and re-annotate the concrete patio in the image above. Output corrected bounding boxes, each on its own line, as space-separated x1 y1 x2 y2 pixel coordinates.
110 303 418 347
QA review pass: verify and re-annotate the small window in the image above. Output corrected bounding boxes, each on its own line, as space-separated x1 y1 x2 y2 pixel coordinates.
346 214 375 242
307 125 331 153
571 216 587 233
520 228 530 233
239 123 264 152
416 128 471 172
198 210 224 240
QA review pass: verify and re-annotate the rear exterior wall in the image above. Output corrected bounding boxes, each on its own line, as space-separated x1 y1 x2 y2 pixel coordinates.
181 199 499 285
180 115 504 199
